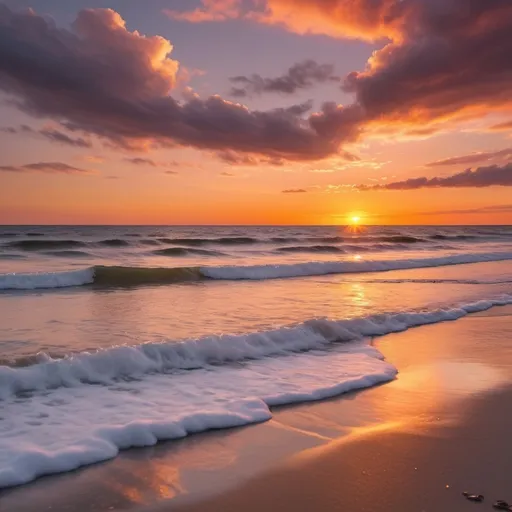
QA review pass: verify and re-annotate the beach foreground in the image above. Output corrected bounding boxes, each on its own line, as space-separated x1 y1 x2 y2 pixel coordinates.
2 306 512 512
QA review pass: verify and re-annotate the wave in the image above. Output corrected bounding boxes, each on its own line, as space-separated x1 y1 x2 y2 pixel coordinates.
42 250 92 258
2 251 512 290
429 234 476 241
0 295 511 487
278 245 345 253
200 251 512 280
97 238 131 247
93 265 202 286
25 232 45 237
2 295 509 397
6 240 86 251
139 239 161 246
153 247 224 257
157 237 260 246
0 253 26 260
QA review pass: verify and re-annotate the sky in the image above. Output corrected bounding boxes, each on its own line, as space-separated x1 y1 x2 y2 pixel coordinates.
0 0 511 225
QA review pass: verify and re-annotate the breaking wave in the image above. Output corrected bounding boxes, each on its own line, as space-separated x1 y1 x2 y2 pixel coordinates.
2 251 512 290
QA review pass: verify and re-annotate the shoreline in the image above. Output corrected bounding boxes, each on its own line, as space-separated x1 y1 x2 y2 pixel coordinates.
2 305 512 511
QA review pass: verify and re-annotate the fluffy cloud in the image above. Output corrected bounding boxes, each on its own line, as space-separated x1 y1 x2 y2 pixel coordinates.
171 1 512 135
0 162 92 174
0 6 344 161
360 163 512 190
230 60 339 97
3 2 512 164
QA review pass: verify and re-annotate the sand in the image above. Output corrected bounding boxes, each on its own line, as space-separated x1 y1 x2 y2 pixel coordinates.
2 306 512 511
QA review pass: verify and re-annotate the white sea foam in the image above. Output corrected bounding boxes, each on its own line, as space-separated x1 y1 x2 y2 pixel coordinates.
0 268 94 290
0 349 395 488
201 251 512 280
0 295 511 488
1 251 512 290
1 295 511 399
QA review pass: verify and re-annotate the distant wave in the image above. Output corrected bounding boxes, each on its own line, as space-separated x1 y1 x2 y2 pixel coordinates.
6 240 86 251
157 237 259 246
2 251 512 290
97 238 131 247
153 247 224 257
25 233 45 237
140 239 161 246
42 250 92 258
278 245 345 253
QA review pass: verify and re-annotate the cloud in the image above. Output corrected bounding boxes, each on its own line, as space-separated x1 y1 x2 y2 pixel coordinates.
0 162 92 174
124 157 158 167
1 124 92 148
164 0 242 23
426 148 512 167
0 6 344 161
165 0 402 40
360 163 512 191
81 155 105 164
3 3 512 164
170 1 512 138
229 60 339 97
220 171 235 177
421 204 512 216
282 188 308 193
489 120 512 132
215 150 284 166
164 170 178 175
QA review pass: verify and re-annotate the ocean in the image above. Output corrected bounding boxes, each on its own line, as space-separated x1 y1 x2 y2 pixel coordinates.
1 225 512 488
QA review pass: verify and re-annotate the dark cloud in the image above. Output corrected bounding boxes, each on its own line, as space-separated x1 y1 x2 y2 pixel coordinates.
175 1 512 138
282 188 308 193
0 6 342 161
1 124 92 148
426 148 512 167
360 163 512 191
220 171 235 177
0 162 92 174
39 128 92 148
341 1 512 129
2 3 511 164
164 170 178 175
215 150 284 166
124 157 158 167
229 60 339 97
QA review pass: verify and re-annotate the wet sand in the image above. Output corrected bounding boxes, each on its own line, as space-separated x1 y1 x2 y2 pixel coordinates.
2 306 512 511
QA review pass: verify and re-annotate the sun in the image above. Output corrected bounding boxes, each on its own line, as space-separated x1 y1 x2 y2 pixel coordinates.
350 215 361 225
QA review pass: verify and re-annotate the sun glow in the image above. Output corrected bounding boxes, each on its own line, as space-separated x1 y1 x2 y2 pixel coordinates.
350 215 361 225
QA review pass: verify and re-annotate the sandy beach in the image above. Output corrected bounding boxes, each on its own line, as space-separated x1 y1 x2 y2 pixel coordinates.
2 304 511 512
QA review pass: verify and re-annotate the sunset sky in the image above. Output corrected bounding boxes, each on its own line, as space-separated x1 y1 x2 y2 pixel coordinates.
1 0 511 225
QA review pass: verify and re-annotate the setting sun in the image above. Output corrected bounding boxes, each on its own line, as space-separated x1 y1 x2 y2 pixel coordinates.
350 215 361 225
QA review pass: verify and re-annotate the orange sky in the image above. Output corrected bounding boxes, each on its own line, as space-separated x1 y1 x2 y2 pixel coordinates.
1 1 512 225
